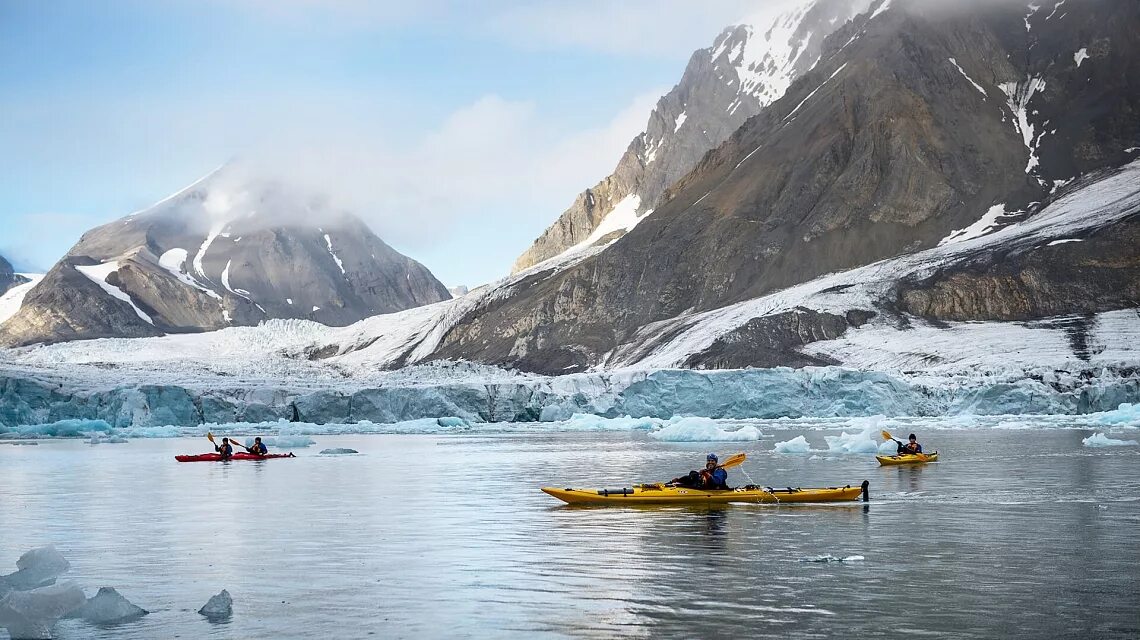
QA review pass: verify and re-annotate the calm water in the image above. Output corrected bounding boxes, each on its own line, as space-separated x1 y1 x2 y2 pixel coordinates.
1 428 1138 639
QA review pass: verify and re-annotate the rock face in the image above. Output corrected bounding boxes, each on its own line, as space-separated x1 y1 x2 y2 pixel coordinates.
511 0 873 272
430 0 1140 373
198 589 232 619
0 165 450 347
0 255 28 297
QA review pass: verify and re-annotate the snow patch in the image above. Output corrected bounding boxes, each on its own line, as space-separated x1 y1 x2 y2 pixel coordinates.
999 76 1049 175
0 273 44 324
939 204 1014 245
869 0 892 20
324 233 347 275
1046 238 1083 246
1073 48 1089 67
1045 0 1066 19
74 262 154 325
158 248 223 300
193 222 226 280
949 58 987 97
674 111 687 132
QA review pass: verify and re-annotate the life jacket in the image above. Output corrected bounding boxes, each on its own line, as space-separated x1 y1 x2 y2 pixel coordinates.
901 442 922 454
252 442 267 455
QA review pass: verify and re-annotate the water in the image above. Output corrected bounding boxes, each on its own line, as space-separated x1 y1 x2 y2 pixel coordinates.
2 428 1138 639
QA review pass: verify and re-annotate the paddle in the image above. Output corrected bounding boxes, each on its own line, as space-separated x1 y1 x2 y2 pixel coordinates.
206 432 251 452
882 430 926 460
718 452 747 470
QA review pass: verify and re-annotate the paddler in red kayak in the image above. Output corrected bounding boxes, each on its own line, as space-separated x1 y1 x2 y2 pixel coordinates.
215 437 234 460
248 437 268 456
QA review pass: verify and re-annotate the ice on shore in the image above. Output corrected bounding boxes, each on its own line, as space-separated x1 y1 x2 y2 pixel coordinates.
773 435 813 453
68 587 147 624
198 589 232 618
650 417 762 442
0 582 86 640
1 546 71 591
1082 433 1139 447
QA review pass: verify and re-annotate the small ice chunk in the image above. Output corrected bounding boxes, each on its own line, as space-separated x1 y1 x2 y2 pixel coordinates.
436 416 468 428
319 448 359 455
0 582 86 639
773 435 812 453
1082 433 1139 447
1073 47 1089 67
71 587 148 624
198 589 232 618
800 554 864 563
650 417 762 442
824 426 884 454
2 546 71 591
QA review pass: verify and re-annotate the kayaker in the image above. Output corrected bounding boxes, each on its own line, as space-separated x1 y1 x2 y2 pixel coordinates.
215 437 234 460
897 433 923 455
248 437 268 456
669 453 730 490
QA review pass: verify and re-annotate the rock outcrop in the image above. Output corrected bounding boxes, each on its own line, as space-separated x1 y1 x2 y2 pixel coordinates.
511 0 873 272
0 255 28 297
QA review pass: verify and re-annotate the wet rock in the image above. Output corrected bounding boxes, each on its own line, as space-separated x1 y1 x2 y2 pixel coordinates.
198 589 232 619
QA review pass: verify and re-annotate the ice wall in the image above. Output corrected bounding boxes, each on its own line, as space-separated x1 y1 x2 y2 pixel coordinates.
2 366 1139 430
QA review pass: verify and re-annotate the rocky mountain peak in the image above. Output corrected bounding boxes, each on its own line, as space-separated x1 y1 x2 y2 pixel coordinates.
510 0 873 274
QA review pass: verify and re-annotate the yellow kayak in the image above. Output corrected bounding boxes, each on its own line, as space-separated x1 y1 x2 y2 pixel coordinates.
876 452 938 466
541 481 869 505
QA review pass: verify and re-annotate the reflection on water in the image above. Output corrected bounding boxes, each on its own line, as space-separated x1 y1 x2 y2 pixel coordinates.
1 429 1138 639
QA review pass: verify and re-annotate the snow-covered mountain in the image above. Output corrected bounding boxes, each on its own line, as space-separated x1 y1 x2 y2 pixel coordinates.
0 164 450 347
511 0 872 273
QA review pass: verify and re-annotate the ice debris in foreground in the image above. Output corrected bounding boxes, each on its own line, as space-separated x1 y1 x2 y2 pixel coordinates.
0 582 86 640
1 546 71 592
1082 433 1139 447
67 587 147 624
198 589 232 618
801 555 865 563
649 417 762 442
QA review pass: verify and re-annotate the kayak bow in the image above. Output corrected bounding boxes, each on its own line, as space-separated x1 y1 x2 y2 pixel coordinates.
542 481 869 505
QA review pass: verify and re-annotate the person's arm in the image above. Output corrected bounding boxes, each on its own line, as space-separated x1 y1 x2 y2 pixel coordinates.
915 444 923 453
713 468 728 487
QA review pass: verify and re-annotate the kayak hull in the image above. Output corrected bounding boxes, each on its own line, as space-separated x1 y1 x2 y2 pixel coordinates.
542 481 868 505
175 452 295 462
876 452 938 466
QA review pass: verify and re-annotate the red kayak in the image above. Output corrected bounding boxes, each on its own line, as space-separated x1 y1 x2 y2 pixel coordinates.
175 452 296 462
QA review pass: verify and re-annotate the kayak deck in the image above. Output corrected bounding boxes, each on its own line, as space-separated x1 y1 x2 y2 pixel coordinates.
876 452 938 466
542 481 868 505
175 452 296 462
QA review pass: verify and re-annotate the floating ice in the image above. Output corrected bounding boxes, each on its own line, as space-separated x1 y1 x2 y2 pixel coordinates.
0 582 86 640
198 589 232 618
824 424 886 454
1 547 71 591
3 420 112 439
69 587 147 624
1082 433 1138 447
245 435 315 449
650 417 762 442
88 435 128 444
561 414 658 432
1093 403 1140 427
773 435 813 453
436 416 468 428
801 555 865 563
319 448 358 455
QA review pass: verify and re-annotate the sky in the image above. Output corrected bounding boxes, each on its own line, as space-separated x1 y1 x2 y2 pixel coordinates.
0 0 796 287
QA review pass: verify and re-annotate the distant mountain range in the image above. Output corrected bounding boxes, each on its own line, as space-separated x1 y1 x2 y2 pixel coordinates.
0 164 450 347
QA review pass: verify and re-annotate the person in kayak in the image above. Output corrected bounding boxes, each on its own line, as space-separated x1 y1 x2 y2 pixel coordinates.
248 437 268 456
215 437 234 460
897 433 923 455
669 454 730 490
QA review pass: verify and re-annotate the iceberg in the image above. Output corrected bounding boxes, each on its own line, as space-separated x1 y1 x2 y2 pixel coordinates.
1092 403 1140 427
824 425 888 454
650 417 762 442
68 587 147 624
0 582 86 640
319 448 359 455
560 413 658 432
1082 433 1139 447
773 435 813 453
1 546 71 592
3 419 112 439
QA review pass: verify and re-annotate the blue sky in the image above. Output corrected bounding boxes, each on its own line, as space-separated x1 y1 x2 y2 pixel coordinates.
0 0 781 286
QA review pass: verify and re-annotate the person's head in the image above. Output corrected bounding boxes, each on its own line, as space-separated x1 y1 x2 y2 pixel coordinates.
908 434 917 442
706 453 718 469
254 437 262 443
222 438 229 444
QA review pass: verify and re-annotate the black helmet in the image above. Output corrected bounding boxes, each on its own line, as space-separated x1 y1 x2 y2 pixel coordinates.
908 433 917 440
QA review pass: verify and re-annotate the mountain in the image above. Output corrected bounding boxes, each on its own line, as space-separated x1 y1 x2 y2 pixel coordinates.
0 255 28 297
511 0 873 273
0 165 450 347
323 0 1139 374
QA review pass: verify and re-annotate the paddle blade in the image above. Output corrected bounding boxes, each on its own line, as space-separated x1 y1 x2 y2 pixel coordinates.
207 432 216 443
720 453 747 470
881 430 893 442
